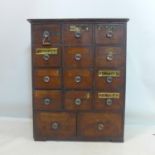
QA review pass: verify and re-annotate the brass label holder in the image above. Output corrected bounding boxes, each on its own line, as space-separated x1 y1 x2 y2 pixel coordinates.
96 24 121 31
98 70 120 77
98 92 120 99
36 48 58 55
69 24 89 31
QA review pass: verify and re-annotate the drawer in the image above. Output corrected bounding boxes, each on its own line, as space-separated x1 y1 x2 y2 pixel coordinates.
64 91 92 110
33 47 61 67
63 24 92 45
95 69 124 90
64 47 93 67
64 69 93 89
95 24 124 44
94 91 123 110
32 24 61 47
95 47 125 67
34 90 62 110
34 69 61 89
35 112 76 140
77 112 122 138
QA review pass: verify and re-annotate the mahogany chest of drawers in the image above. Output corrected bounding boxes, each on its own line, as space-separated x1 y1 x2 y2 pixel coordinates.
28 18 129 142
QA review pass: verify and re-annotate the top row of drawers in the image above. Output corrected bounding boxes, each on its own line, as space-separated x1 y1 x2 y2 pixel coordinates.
32 23 125 46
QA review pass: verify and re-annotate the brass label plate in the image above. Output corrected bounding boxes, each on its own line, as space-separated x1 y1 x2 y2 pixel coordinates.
36 48 58 55
98 92 120 99
69 24 89 31
96 24 121 31
98 70 120 77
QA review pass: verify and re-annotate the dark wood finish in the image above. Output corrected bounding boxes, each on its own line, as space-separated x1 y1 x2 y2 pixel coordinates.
64 47 93 68
34 69 61 89
64 69 93 89
28 18 129 142
35 112 76 140
95 24 124 44
95 68 124 90
63 24 93 45
64 91 92 110
95 47 125 68
77 112 122 138
33 47 61 67
94 90 123 111
32 24 61 46
34 90 62 110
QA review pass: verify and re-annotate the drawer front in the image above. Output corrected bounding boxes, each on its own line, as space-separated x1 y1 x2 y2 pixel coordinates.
64 47 93 68
34 69 61 89
63 24 92 45
32 24 61 47
33 47 61 67
95 47 125 67
64 69 93 89
34 90 62 110
95 69 124 90
35 112 76 140
95 24 124 44
64 91 92 110
94 91 123 110
77 112 122 138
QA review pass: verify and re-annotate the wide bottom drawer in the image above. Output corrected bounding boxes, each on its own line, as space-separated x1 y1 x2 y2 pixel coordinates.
77 112 123 140
34 112 123 141
34 112 76 140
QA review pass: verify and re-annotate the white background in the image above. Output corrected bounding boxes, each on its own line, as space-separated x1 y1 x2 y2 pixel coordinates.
0 0 155 125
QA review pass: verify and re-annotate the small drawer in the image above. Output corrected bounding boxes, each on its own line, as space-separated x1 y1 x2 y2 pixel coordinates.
95 69 124 90
32 24 61 47
34 69 61 89
64 91 92 110
63 24 93 45
64 47 93 68
64 69 93 89
77 112 122 139
95 24 124 44
34 90 62 110
35 112 76 140
95 47 125 67
33 47 61 67
94 91 124 110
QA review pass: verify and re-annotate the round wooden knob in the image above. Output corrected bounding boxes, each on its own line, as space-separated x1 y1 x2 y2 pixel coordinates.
51 122 59 130
75 31 81 38
74 98 81 106
43 98 51 105
43 30 50 38
97 123 104 131
43 76 50 83
106 53 113 61
75 76 81 83
106 76 113 83
106 98 113 106
106 31 113 38
75 53 81 61
43 54 50 61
